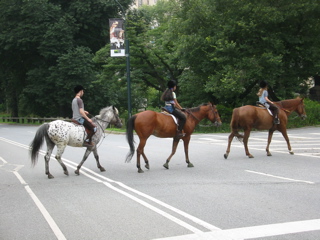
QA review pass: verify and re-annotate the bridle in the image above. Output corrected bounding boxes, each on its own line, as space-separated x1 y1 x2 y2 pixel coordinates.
185 109 200 121
92 109 122 132
185 103 220 127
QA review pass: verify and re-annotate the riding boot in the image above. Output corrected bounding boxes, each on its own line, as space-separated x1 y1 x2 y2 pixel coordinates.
83 132 95 147
273 116 280 124
175 129 185 139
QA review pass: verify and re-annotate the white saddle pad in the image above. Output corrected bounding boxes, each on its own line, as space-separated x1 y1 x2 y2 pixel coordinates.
161 112 178 125
258 106 273 116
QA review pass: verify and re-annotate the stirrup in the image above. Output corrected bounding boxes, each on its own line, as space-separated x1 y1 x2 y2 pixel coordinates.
175 130 185 139
83 141 95 147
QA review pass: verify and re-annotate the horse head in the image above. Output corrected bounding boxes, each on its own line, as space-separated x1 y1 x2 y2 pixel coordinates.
98 106 123 128
278 97 307 120
296 97 307 120
111 106 123 128
207 102 222 127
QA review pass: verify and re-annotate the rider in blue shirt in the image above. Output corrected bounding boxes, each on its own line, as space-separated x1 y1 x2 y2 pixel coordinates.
257 80 280 124
161 80 186 139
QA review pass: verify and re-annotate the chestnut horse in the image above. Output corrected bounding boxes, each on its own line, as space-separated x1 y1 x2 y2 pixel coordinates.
126 103 222 173
224 97 306 159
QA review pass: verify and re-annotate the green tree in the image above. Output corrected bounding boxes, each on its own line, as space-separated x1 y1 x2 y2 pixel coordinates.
0 0 132 117
173 0 320 107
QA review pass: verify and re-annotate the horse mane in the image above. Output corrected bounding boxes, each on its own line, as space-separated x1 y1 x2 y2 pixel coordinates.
279 97 302 108
98 106 113 119
188 103 210 113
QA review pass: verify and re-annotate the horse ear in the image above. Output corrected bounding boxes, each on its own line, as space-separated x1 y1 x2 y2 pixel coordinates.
112 105 115 110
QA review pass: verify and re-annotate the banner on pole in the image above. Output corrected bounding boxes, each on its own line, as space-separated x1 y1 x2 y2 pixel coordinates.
109 18 125 57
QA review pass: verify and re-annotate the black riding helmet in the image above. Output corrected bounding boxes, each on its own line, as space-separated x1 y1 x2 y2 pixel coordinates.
167 80 176 89
259 80 268 89
74 85 84 94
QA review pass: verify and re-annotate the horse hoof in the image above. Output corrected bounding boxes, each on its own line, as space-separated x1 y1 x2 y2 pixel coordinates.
64 171 69 176
100 167 106 172
248 154 254 158
289 151 294 155
138 169 144 173
224 154 228 159
267 153 272 156
187 163 194 168
163 163 169 169
145 164 149 170
75 170 80 175
48 174 54 179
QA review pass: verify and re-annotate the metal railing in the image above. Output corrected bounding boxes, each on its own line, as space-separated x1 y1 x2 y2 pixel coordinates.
1 117 68 124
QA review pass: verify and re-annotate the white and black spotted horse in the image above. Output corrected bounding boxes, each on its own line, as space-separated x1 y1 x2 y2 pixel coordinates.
29 106 122 179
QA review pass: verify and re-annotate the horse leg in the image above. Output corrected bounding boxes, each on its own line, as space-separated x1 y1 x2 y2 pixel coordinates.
141 152 150 170
224 132 235 159
75 149 93 175
243 129 254 158
183 137 193 167
163 139 180 169
93 148 106 172
136 138 147 173
280 129 294 155
266 130 274 156
55 145 69 176
44 142 55 179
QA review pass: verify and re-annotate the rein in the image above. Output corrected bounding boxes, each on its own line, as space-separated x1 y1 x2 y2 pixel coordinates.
185 109 200 121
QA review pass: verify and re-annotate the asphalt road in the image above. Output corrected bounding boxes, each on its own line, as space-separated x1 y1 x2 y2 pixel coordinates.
1 124 320 240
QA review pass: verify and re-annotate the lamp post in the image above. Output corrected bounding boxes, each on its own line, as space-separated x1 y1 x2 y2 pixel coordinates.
114 0 132 119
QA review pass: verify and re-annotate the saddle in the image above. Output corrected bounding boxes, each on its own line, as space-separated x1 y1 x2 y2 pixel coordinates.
161 108 179 125
71 119 91 135
256 102 273 116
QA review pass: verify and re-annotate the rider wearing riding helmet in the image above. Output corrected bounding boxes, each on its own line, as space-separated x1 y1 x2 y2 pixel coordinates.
257 80 280 124
161 80 186 139
72 85 96 147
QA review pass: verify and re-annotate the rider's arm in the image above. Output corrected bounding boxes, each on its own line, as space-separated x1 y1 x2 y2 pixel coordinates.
173 99 184 110
79 108 92 122
265 96 274 105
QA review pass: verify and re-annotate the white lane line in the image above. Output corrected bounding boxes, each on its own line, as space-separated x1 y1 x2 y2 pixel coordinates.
245 170 315 184
24 185 67 240
0 156 8 164
63 158 221 232
103 181 203 234
199 138 225 142
153 219 320 240
1 157 67 240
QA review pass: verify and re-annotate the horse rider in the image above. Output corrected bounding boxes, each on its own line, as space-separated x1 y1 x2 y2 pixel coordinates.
257 80 280 124
161 80 187 139
72 85 97 147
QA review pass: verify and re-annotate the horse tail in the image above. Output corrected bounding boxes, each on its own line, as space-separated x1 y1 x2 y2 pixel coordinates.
125 115 137 163
29 123 49 166
230 108 244 142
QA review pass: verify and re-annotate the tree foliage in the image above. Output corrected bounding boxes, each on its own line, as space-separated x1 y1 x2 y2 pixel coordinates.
1 0 320 118
172 0 320 106
0 0 132 117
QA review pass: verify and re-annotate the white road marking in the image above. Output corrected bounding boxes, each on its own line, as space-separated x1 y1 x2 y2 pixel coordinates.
1 156 66 240
153 219 320 240
245 170 315 184
0 156 8 164
63 158 221 232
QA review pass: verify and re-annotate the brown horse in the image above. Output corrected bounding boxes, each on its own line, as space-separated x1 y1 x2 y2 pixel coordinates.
126 103 222 173
224 97 306 159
